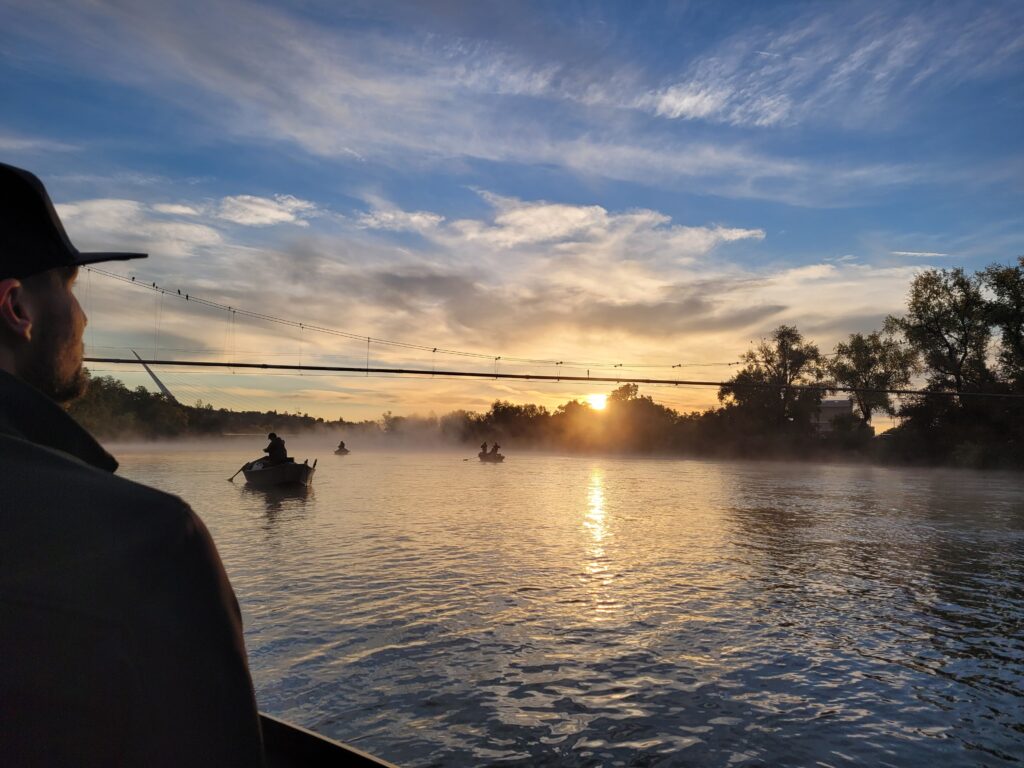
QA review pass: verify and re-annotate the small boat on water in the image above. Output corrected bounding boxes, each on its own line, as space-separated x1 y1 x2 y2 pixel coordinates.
334 448 350 455
242 458 317 488
478 451 505 463
261 713 397 767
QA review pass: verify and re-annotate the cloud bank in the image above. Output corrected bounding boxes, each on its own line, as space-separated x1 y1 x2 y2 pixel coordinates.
9 0 1020 205
65 189 916 386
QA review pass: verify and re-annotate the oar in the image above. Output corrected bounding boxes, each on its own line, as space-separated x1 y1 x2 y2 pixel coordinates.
228 463 248 482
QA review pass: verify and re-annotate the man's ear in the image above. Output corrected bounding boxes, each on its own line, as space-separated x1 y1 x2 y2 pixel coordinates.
0 279 33 342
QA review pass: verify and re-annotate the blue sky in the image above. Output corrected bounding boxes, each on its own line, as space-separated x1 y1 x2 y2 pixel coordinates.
2 0 1023 419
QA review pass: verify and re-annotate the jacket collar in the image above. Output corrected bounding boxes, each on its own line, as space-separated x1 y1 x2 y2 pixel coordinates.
0 370 118 473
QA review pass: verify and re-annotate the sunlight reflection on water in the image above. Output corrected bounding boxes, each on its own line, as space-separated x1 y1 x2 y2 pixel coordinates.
114 442 1024 767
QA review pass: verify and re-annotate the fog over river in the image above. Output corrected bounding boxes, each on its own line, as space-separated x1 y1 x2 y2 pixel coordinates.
114 441 1024 767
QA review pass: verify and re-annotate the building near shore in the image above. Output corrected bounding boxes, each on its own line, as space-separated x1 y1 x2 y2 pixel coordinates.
814 399 855 433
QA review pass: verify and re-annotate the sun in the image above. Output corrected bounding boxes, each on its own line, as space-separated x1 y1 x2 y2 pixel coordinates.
586 394 608 410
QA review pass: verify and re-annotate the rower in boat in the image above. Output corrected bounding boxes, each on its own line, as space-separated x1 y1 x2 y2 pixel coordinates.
233 432 317 487
335 440 350 455
478 442 505 462
263 432 288 465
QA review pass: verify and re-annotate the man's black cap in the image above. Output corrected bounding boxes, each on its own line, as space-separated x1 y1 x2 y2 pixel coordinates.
1 162 147 280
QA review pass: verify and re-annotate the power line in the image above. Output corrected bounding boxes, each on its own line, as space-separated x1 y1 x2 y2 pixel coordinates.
82 358 1024 400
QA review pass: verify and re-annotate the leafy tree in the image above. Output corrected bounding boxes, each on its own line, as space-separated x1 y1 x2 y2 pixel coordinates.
549 399 601 450
983 256 1024 388
380 411 405 433
439 410 475 442
605 384 677 452
476 400 550 441
718 325 825 431
828 331 919 422
609 383 639 403
885 268 991 392
882 266 1024 467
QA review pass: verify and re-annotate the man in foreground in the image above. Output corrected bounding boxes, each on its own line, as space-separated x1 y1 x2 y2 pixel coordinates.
0 162 264 765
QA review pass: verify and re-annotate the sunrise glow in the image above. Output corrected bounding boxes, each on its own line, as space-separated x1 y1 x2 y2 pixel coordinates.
587 394 608 410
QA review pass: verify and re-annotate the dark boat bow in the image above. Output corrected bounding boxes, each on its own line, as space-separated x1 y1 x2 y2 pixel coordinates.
261 713 399 767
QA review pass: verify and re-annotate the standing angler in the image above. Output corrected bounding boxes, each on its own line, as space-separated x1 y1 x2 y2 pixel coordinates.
0 163 264 766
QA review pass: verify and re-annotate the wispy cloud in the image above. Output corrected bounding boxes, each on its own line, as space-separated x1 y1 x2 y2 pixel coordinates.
0 132 77 153
433 193 765 270
6 0 992 206
637 4 1024 128
153 203 201 216
358 208 444 233
56 199 222 258
56 190 320 258
890 250 951 257
216 195 318 227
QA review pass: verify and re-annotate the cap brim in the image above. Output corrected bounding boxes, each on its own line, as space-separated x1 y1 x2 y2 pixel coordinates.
74 251 148 267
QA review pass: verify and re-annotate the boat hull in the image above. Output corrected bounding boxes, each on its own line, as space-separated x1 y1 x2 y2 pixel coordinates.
334 448 350 455
242 460 315 488
478 452 505 463
261 713 397 767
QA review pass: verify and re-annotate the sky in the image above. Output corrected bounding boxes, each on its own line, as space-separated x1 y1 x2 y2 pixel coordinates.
2 0 1023 421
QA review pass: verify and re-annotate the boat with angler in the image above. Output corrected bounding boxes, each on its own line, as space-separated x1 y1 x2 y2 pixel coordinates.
478 451 505 463
242 458 317 488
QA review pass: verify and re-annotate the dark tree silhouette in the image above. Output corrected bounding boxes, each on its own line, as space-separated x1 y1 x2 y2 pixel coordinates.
718 325 825 432
983 256 1024 389
829 331 919 422
885 268 991 393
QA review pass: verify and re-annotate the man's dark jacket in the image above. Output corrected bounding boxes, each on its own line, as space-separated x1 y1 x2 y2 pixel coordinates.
0 371 264 766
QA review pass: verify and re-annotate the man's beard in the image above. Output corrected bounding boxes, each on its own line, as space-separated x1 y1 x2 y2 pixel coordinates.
21 320 88 404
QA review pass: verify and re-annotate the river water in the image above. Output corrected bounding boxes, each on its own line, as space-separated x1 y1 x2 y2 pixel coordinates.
114 441 1024 767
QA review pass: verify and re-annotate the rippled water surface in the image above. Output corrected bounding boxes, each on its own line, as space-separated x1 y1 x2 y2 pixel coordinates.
115 442 1024 767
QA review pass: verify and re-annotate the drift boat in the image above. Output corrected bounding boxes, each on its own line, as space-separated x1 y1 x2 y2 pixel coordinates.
242 458 316 488
261 713 397 767
478 452 505 463
334 448 350 455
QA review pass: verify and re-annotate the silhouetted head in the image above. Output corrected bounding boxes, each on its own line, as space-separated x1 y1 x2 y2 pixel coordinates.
0 163 146 402
268 432 277 439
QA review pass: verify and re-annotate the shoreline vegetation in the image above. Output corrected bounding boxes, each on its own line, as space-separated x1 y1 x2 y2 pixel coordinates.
70 262 1024 470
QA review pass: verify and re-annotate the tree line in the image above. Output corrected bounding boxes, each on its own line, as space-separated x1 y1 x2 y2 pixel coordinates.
69 259 1024 469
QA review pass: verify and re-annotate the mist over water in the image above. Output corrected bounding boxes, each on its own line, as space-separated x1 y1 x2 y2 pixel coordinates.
114 443 1024 767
